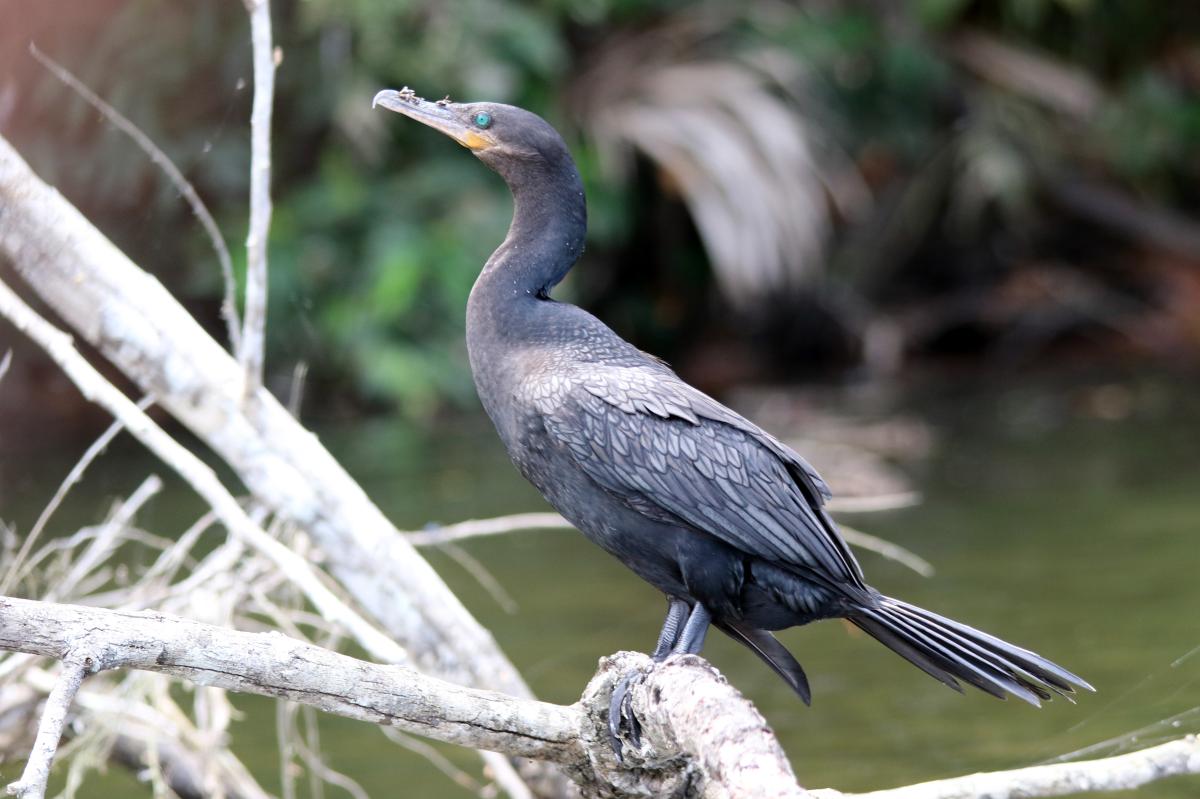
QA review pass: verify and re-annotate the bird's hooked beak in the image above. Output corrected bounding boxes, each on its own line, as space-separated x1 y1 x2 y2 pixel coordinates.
372 88 495 151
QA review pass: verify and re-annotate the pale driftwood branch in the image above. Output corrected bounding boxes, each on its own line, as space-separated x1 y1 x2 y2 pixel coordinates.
0 275 406 668
0 133 534 702
6 657 91 799
441 542 520 614
239 0 275 397
0 597 579 764
812 735 1200 799
28 44 241 351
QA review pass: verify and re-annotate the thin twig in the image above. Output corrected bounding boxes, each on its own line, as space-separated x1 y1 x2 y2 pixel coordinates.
406 513 577 546
239 0 276 399
50 475 163 602
287 361 308 419
292 727 369 799
299 704 327 799
0 275 407 667
28 44 241 351
379 726 486 794
837 524 935 577
440 543 518 614
276 699 298 799
826 492 921 513
6 658 92 799
0 395 153 596
481 750 534 799
0 349 11 385
125 510 220 604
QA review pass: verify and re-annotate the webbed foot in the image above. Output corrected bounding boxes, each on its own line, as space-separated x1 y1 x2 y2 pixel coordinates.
607 668 645 761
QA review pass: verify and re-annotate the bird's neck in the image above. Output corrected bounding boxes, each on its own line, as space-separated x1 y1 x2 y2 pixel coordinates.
473 153 587 305
466 155 585 436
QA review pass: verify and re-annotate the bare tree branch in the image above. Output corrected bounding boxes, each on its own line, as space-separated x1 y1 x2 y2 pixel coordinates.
6 657 91 799
239 0 276 398
27 44 241 351
0 597 579 764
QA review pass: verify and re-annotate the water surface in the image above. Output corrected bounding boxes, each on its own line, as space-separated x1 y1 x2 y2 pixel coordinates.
9 375 1199 797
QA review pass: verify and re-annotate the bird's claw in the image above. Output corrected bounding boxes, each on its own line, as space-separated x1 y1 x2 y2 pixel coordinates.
607 669 645 761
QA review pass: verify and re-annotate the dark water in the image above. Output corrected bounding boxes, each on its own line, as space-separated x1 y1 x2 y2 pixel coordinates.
11 375 1200 797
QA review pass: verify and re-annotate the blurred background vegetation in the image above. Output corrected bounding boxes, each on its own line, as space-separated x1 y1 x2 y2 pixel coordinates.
2 4 1199 796
0 0 1197 427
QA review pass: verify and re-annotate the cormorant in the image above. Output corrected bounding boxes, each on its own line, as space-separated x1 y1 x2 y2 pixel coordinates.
373 88 1091 747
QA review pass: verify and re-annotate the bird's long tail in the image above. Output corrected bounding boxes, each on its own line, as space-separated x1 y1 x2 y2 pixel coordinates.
849 595 1093 705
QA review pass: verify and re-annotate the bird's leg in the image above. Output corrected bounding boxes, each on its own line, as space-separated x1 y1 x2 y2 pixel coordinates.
608 602 715 758
608 597 691 759
670 601 712 655
651 597 691 660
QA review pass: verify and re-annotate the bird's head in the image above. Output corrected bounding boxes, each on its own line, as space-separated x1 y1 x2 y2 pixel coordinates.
372 88 571 181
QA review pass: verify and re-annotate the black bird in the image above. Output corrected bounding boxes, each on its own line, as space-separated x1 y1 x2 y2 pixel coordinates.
373 88 1091 743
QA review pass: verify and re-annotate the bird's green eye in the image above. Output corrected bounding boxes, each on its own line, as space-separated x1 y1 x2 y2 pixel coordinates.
473 112 492 129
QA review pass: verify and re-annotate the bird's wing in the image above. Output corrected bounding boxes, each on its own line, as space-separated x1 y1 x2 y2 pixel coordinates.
534 365 865 585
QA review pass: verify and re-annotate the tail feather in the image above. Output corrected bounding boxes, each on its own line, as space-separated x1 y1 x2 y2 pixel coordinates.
867 605 1046 704
717 620 811 705
850 596 1092 705
887 603 1059 701
849 613 967 692
898 601 1091 693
